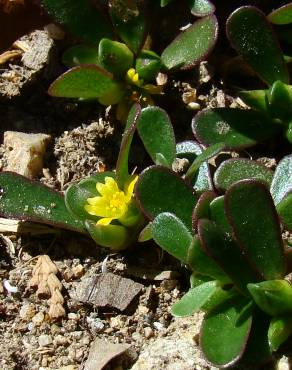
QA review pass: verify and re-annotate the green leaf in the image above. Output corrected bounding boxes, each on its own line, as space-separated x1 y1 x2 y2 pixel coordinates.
267 80 292 120
185 142 225 181
198 219 259 296
239 310 272 366
192 191 216 232
152 212 192 263
116 104 141 189
48 65 125 102
65 172 115 222
268 315 292 351
41 0 113 44
176 141 213 193
268 4 292 25
85 220 130 251
161 15 218 70
277 192 292 230
0 172 84 233
171 281 218 317
214 158 273 192
138 222 153 242
209 196 232 234
200 294 253 367
62 45 100 68
248 280 292 316
226 6 289 86
271 154 292 205
135 166 197 230
239 89 268 112
187 236 230 283
98 39 133 79
187 0 215 17
193 108 277 149
137 106 176 168
135 50 162 81
108 0 146 54
160 0 174 7
226 180 285 280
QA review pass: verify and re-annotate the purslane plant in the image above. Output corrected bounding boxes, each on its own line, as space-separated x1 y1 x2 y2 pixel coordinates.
0 104 179 250
40 0 218 119
193 5 292 148
133 145 292 367
48 39 163 122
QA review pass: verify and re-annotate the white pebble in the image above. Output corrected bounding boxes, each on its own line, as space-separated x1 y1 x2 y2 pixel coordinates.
3 280 18 293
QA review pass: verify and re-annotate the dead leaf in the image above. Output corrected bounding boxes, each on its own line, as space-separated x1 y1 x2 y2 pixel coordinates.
29 255 65 320
84 338 131 370
0 49 22 64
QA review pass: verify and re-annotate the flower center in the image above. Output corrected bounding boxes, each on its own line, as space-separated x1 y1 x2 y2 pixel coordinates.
107 191 127 213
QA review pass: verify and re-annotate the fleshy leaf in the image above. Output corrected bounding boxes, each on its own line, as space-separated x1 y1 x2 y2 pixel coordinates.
268 4 292 25
239 89 268 112
214 158 273 192
161 15 218 70
137 106 176 168
0 172 84 233
271 154 292 205
225 180 285 280
108 0 146 54
138 222 152 242
226 6 289 85
152 212 192 263
171 281 218 317
198 219 259 296
277 192 292 230
62 45 100 68
85 220 130 251
187 236 230 283
176 141 213 193
209 196 232 235
65 172 115 222
135 166 197 230
267 80 292 120
200 294 253 367
192 191 216 233
48 65 125 102
98 38 134 79
239 310 272 366
135 50 162 81
185 142 225 181
193 108 277 149
116 104 141 189
187 0 215 17
248 280 292 316
268 315 292 351
41 0 113 44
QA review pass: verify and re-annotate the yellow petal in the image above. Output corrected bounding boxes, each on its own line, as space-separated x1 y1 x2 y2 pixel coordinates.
97 217 114 225
86 196 104 205
96 177 119 196
124 175 138 201
84 204 112 218
127 68 136 79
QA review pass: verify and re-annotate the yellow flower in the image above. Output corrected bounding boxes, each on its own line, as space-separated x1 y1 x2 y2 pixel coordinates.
84 175 138 226
127 68 143 87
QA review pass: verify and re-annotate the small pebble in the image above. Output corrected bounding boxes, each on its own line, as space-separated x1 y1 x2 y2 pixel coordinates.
38 334 53 347
144 327 153 339
72 264 84 279
32 311 45 325
153 322 164 331
68 312 79 320
19 303 35 321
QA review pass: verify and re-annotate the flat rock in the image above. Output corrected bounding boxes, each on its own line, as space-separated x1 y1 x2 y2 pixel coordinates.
70 272 143 311
3 131 51 178
84 338 130 370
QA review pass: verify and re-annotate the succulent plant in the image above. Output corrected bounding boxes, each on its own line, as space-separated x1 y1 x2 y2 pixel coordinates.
193 5 292 148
